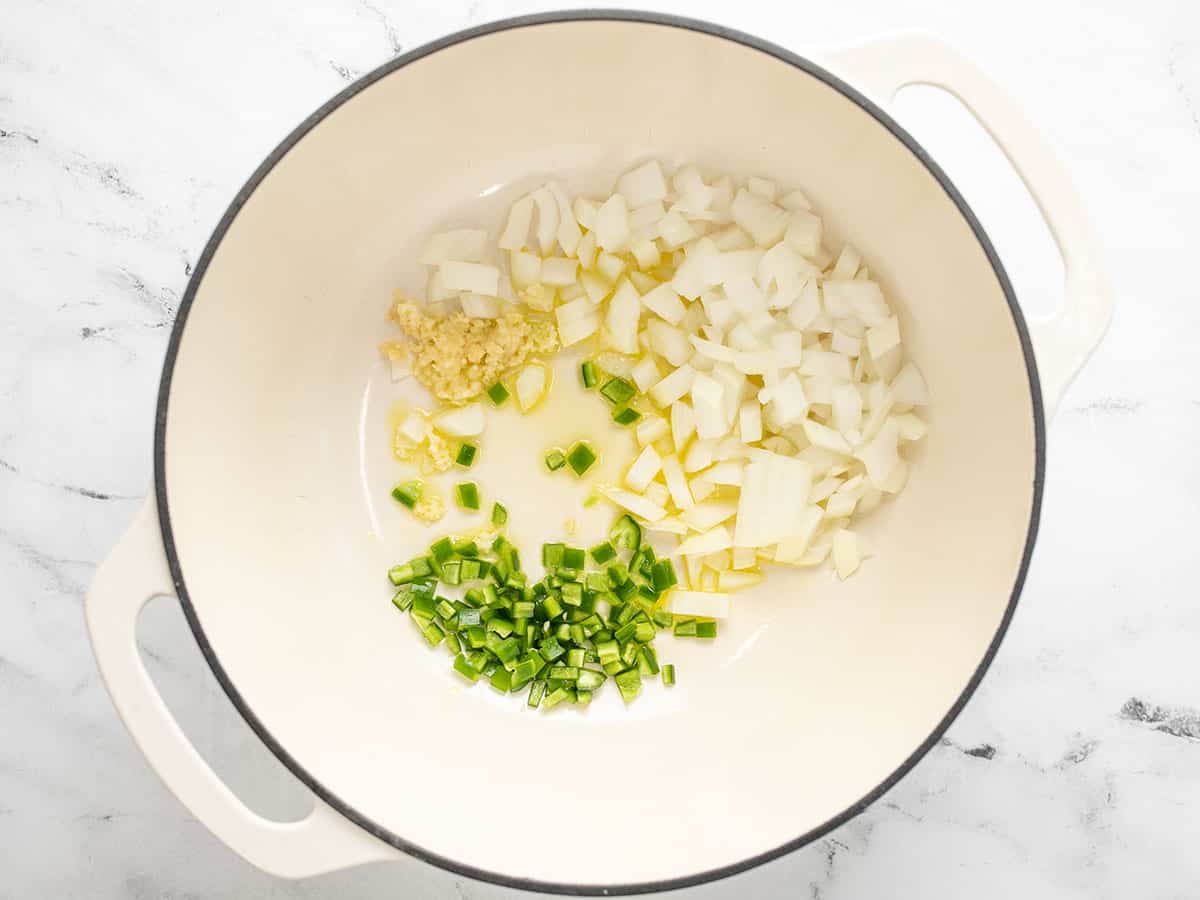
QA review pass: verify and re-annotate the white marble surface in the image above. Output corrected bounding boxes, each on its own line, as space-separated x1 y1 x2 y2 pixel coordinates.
2 0 1198 896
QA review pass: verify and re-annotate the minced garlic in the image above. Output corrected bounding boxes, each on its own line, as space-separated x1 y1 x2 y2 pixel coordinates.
412 492 445 524
389 295 558 402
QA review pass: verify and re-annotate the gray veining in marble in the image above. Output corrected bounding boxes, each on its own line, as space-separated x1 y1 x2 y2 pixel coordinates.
2 0 1198 897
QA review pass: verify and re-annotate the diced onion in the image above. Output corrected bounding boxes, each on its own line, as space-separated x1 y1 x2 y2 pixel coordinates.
420 229 487 265
439 261 500 296
666 589 730 618
625 445 662 492
649 364 696 406
632 356 661 392
603 487 668 522
678 525 731 556
410 161 931 588
617 160 669 208
498 196 534 250
593 194 630 252
433 402 485 437
832 529 861 579
514 365 549 413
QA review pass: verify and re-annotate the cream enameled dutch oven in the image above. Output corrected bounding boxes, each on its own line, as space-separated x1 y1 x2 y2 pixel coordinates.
87 12 1111 894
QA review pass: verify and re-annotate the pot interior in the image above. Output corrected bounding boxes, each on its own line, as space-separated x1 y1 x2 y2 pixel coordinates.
161 18 1039 888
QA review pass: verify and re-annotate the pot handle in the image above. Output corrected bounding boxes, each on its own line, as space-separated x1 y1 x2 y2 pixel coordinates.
85 496 400 877
823 32 1113 419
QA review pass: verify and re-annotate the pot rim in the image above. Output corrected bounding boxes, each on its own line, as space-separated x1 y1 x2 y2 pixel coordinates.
152 10 1046 895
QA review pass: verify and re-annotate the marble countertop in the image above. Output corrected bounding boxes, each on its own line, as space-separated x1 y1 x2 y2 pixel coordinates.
2 0 1197 897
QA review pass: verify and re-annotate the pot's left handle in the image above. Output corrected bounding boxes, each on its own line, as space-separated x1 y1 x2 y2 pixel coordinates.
86 496 400 877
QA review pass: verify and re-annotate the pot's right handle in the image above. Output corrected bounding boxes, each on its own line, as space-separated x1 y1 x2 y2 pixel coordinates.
823 32 1113 420
86 496 400 877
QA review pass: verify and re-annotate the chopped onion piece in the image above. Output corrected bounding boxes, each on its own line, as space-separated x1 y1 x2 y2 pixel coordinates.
629 201 666 236
641 283 686 325
631 356 661 392
603 487 668 522
509 250 541 289
672 165 713 212
572 196 598 231
765 371 808 429
831 245 861 280
809 476 841 504
733 452 814 548
738 400 763 442
558 311 600 346
688 476 717 503
631 238 661 270
593 194 630 252
514 365 549 413
617 160 668 207
893 413 928 441
646 516 689 535
596 251 626 284
783 210 823 259
605 278 642 354
720 570 764 592
778 188 813 211
625 445 662 492
678 525 731 556
772 506 824 562
643 481 670 508
540 257 578 286
575 230 598 268
803 419 852 454
420 229 487 265
556 295 594 325
434 402 485 437
690 372 729 440
498 196 534 250
881 459 909 494
732 546 757 569
628 270 658 293
747 176 777 200
646 320 692 366
683 437 716 473
730 188 789 246
831 383 864 434
461 293 499 318
594 352 637 377
703 460 744 486
891 362 930 408
657 210 698 249
856 418 901 487
649 364 696 406
823 280 891 326
661 454 694 510
439 261 500 296
531 187 560 256
390 356 412 383
580 270 611 304
832 329 862 357
548 182 581 256
635 415 669 447
832 529 861 579
670 401 696 449
711 225 756 251
397 411 429 444
866 316 901 358
666 589 730 618
690 335 738 364
702 549 731 572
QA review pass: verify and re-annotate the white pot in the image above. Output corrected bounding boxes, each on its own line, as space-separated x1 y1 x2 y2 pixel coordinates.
86 13 1111 894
